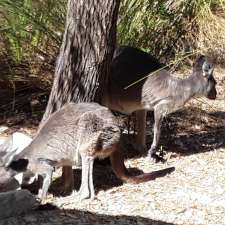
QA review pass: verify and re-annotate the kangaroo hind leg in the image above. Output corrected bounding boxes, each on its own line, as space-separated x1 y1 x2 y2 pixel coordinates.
78 153 94 200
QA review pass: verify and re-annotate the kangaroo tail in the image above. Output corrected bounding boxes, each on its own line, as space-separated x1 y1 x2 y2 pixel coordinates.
110 150 175 184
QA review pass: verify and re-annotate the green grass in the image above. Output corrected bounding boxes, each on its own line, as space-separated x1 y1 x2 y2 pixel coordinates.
0 0 225 66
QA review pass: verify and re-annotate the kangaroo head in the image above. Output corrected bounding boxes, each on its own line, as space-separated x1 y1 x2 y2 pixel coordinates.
193 55 217 100
0 138 35 188
0 157 29 191
5 158 37 186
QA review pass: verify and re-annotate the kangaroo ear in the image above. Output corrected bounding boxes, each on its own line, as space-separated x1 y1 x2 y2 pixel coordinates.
193 55 206 70
202 61 214 78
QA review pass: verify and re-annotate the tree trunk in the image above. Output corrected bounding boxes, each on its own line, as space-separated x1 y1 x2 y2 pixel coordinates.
39 0 120 193
41 0 120 124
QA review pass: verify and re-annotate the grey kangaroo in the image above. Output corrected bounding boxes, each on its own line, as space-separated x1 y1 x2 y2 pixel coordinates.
1 103 174 201
103 46 217 161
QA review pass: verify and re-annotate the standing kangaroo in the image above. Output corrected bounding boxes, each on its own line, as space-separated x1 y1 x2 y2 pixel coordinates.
1 103 174 201
102 46 217 161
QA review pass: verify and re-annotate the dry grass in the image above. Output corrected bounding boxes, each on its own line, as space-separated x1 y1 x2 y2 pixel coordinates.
197 5 225 62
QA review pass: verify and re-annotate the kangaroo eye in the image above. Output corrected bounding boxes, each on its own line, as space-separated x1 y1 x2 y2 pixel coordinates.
204 64 211 72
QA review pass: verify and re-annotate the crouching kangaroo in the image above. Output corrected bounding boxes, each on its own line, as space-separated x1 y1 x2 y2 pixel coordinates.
1 103 174 201
103 46 217 161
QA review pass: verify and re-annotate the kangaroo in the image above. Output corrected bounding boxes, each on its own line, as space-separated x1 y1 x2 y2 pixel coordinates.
1 103 174 201
102 46 217 161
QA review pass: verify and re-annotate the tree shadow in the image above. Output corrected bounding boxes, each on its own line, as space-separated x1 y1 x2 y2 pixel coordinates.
116 107 225 160
49 163 147 197
25 159 174 199
1 206 175 225
165 126 225 156
154 107 225 157
209 111 225 119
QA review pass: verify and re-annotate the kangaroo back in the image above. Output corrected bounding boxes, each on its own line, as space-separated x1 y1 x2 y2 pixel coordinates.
111 46 163 88
102 46 164 113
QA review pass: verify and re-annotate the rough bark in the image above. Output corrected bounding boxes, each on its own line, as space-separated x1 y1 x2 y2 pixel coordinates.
41 0 120 124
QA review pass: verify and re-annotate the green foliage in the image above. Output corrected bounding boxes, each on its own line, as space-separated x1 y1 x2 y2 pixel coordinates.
0 0 66 62
0 0 225 64
117 0 225 63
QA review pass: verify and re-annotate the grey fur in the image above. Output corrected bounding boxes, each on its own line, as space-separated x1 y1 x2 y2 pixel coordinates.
103 55 217 161
2 102 175 201
5 103 121 201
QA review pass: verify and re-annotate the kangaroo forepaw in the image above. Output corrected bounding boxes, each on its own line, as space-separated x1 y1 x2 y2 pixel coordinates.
148 150 166 163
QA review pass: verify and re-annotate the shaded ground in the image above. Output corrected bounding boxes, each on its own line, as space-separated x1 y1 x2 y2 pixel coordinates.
1 209 174 225
0 68 224 225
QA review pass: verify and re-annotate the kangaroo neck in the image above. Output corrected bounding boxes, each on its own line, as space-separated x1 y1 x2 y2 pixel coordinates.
179 73 203 102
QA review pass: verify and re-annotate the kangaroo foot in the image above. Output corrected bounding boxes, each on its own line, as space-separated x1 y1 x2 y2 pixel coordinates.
56 190 95 206
76 186 95 200
61 181 74 195
59 166 74 195
60 189 94 203
52 180 73 196
148 148 166 163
